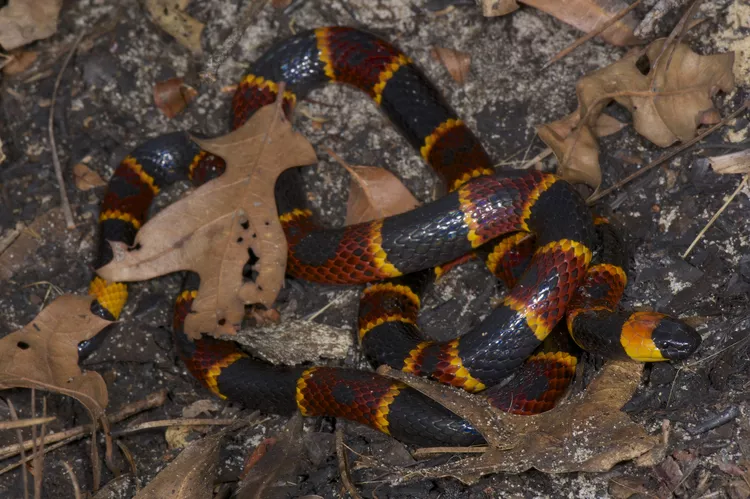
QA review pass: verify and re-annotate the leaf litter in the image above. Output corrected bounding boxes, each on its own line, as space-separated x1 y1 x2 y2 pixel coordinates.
538 36 735 190
97 102 317 338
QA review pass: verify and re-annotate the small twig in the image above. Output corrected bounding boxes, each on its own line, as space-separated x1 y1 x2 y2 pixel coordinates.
49 32 84 230
115 441 139 493
518 148 553 170
682 173 749 258
542 0 644 69
200 0 269 83
61 461 82 499
0 390 167 461
110 418 239 437
412 445 488 457
336 428 363 499
31 394 46 499
688 406 740 435
588 100 750 203
0 416 56 430
6 400 29 499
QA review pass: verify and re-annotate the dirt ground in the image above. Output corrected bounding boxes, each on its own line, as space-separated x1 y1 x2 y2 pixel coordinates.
0 0 749 497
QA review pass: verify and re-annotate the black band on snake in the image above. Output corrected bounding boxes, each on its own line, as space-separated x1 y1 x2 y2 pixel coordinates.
89 27 701 446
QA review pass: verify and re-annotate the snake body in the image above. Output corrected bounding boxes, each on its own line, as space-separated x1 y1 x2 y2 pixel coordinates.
89 27 701 446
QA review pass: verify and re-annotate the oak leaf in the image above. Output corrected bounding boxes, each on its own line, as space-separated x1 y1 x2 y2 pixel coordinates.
379 361 657 483
0 295 111 418
577 40 735 147
538 39 735 190
97 104 317 338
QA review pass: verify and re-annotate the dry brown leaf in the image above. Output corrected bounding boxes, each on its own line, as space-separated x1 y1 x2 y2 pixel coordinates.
431 46 471 85
144 0 204 55
577 39 735 147
73 161 106 190
154 77 198 118
592 113 627 137
536 109 601 189
2 50 37 75
708 149 750 175
134 424 239 498
235 414 305 499
539 38 735 189
326 150 420 225
519 0 641 46
0 0 61 51
0 295 111 419
97 103 317 338
480 0 519 17
380 361 656 483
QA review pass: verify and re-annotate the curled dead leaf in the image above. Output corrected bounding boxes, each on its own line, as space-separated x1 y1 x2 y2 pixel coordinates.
73 161 106 191
0 0 62 51
708 149 750 175
0 295 111 419
431 46 471 85
144 0 204 55
536 109 602 189
2 50 37 75
154 77 198 119
97 103 317 339
379 361 656 483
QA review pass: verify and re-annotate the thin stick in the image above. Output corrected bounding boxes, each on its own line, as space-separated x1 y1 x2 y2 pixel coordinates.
542 0 644 69
682 173 749 258
33 397 47 499
588 100 750 203
6 400 29 499
0 390 167 461
200 0 269 83
335 428 363 499
61 462 82 499
0 416 56 430
412 445 488 457
110 418 239 437
0 436 80 477
48 32 84 230
519 147 553 170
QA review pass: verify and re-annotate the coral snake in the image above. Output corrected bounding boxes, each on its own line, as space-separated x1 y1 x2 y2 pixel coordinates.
88 27 701 446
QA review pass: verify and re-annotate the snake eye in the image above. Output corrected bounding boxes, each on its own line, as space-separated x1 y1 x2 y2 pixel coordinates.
651 318 701 360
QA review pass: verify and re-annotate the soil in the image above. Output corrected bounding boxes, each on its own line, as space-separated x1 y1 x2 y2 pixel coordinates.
0 0 748 497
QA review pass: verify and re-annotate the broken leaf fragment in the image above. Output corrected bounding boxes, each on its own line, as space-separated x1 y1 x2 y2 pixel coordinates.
0 0 62 51
430 46 471 85
0 295 111 418
144 0 204 55
326 149 421 225
96 104 317 339
154 77 199 118
134 424 243 498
